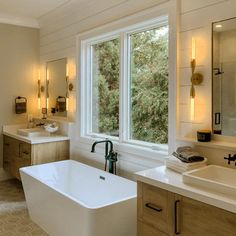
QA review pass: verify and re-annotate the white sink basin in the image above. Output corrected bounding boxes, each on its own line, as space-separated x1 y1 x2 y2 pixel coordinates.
183 165 236 197
17 128 49 138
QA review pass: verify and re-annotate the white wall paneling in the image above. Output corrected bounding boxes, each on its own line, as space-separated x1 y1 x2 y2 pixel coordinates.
38 0 178 178
38 0 236 175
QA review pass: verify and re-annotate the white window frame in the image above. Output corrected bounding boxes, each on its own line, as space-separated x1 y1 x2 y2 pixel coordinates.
83 34 120 140
77 2 177 159
121 19 169 151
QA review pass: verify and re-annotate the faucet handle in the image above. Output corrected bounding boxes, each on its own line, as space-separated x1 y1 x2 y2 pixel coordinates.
224 154 235 165
108 151 118 162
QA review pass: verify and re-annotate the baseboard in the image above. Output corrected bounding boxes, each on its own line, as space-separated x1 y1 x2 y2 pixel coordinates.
0 168 13 181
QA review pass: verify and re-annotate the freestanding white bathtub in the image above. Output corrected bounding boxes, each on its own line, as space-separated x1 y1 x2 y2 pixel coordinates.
20 160 137 236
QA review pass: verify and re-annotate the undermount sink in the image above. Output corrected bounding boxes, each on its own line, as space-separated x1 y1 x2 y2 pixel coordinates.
17 128 49 138
183 165 236 197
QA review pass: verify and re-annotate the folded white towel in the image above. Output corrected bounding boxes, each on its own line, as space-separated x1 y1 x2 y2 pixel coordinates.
166 155 207 166
165 155 207 173
166 162 206 173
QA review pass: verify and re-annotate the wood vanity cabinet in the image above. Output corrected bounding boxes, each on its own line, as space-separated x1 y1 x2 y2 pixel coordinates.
138 182 236 236
3 135 69 180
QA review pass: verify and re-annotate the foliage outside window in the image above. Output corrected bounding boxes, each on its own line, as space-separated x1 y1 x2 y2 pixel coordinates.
92 39 120 136
130 26 168 144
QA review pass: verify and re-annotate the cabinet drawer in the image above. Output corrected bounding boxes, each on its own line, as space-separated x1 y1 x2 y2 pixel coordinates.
12 157 31 180
138 221 168 236
3 160 10 172
3 136 12 160
19 142 31 160
139 183 173 234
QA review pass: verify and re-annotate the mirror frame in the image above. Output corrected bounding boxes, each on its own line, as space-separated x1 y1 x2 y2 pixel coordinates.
212 16 236 138
46 57 68 117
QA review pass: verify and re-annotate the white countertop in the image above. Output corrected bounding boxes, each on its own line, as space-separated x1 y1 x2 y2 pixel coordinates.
135 165 236 213
3 124 69 144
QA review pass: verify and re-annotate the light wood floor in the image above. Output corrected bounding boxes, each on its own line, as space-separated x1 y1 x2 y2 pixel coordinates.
0 179 48 236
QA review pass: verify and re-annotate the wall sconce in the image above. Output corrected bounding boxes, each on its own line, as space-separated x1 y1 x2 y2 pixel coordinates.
66 63 73 111
38 79 41 110
37 71 45 111
190 38 203 121
38 71 41 110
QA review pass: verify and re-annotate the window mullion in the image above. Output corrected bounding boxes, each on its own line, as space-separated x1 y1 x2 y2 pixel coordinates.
87 44 93 135
120 32 130 143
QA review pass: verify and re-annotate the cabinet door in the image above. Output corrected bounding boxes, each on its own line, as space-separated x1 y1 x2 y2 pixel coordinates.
3 136 31 180
180 195 236 236
31 141 69 165
13 142 31 179
3 136 12 171
138 182 175 235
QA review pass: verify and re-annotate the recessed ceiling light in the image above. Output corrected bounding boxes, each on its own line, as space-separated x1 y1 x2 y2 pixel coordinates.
215 24 223 28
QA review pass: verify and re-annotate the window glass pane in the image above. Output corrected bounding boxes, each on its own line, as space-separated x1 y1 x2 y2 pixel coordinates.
91 38 120 137
130 25 168 144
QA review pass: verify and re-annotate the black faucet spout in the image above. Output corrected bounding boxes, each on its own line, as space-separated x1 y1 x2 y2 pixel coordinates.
90 139 113 154
90 139 117 174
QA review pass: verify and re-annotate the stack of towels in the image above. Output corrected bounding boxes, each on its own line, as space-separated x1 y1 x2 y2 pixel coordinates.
165 146 207 173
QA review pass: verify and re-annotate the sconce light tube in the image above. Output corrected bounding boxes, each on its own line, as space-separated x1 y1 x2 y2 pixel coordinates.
38 97 41 110
38 71 41 110
66 63 69 77
66 63 70 111
190 37 203 121
190 97 195 121
191 37 196 60
46 69 49 110
66 97 69 111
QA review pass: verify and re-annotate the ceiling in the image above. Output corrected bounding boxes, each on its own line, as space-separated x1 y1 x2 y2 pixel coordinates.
0 0 70 19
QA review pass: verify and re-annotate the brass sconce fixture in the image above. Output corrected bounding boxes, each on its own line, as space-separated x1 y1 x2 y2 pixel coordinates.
190 38 203 121
37 71 45 110
38 78 41 110
66 63 73 111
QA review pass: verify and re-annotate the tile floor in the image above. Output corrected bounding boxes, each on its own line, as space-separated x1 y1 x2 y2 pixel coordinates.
0 179 48 236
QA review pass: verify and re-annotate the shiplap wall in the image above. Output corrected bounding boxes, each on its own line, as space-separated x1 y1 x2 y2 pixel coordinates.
179 0 236 138
38 0 236 175
39 0 170 121
179 0 236 168
38 0 173 178
39 0 169 62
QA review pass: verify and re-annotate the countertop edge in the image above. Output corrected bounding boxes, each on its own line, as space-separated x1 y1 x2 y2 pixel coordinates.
3 131 70 144
135 166 236 214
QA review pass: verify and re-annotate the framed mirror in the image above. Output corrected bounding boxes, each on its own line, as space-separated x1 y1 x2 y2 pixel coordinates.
46 58 67 117
212 17 236 136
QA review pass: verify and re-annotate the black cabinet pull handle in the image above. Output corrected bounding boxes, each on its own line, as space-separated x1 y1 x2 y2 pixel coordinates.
145 203 162 212
175 200 181 235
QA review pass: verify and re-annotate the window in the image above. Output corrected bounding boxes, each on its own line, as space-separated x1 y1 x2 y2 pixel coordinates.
91 38 120 137
129 26 168 144
79 14 173 152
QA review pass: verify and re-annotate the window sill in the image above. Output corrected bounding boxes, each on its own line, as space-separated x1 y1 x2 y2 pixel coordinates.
177 136 236 150
77 135 168 163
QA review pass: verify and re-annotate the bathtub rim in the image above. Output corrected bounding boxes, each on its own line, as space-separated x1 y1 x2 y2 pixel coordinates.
20 160 137 210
